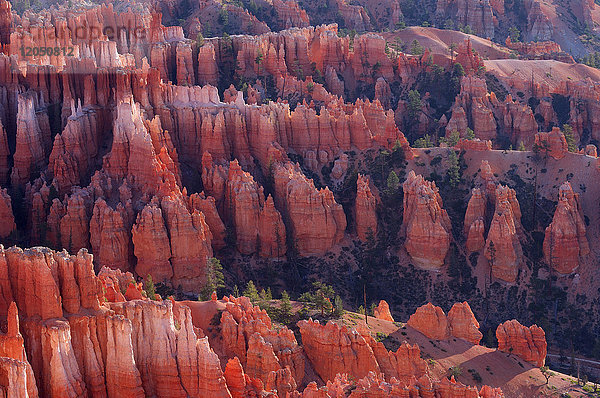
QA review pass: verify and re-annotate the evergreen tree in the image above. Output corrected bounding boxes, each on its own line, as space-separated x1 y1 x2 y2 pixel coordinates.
310 282 335 316
144 275 156 300
508 26 520 42
387 171 399 193
447 150 461 187
540 366 554 385
449 43 457 64
198 257 225 301
465 128 475 140
562 124 577 152
259 287 273 301
243 280 260 302
279 291 293 323
196 32 205 47
369 302 377 316
444 130 461 146
407 90 422 118
413 134 433 148
453 62 465 77
218 6 229 28
518 141 526 151
410 40 424 55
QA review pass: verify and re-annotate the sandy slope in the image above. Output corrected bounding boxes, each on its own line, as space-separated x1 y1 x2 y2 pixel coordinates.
485 59 600 93
381 27 512 60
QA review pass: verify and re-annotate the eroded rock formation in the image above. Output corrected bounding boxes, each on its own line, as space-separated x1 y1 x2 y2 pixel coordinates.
484 185 522 283
496 320 547 367
355 174 377 241
407 303 449 340
408 302 482 345
273 162 346 256
465 188 486 253
543 182 590 274
402 171 451 269
534 127 569 160
373 300 394 322
448 302 483 345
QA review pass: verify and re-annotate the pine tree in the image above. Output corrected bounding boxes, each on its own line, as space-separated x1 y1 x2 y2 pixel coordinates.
562 124 577 152
387 171 399 193
144 275 156 300
308 282 335 316
314 290 328 316
449 42 457 64
465 128 475 140
199 257 225 301
233 285 240 297
196 32 205 47
407 90 422 118
446 130 461 146
518 141 526 151
243 280 260 302
279 291 293 323
410 40 424 55
508 26 520 42
369 302 377 316
447 150 461 188
413 134 433 148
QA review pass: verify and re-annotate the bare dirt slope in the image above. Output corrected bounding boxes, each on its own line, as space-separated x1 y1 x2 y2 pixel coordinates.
381 27 512 59
484 59 600 94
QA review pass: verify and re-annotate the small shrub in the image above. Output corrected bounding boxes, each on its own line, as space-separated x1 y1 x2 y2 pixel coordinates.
376 332 388 342
448 366 462 379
